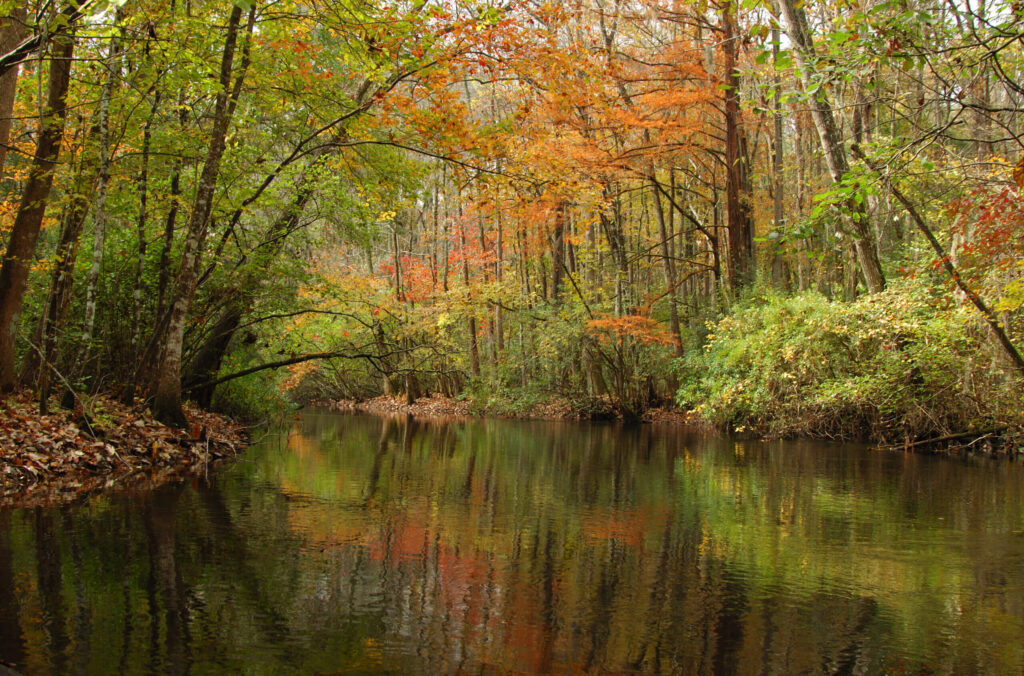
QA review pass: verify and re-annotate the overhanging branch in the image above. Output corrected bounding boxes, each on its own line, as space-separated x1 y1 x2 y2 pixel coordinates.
183 350 383 394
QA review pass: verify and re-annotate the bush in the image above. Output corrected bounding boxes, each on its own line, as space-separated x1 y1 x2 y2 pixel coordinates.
676 279 1022 442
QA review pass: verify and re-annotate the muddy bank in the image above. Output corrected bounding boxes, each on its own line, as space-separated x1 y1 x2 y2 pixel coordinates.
0 390 246 509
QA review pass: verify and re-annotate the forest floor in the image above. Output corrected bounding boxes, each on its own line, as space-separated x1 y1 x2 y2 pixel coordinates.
321 394 696 424
0 390 246 509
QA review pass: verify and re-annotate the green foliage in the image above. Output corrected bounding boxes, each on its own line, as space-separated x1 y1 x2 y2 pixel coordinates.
211 349 294 423
677 279 1022 441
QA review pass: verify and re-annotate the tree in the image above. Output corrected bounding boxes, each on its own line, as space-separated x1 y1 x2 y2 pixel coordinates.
776 0 886 293
0 31 75 392
152 4 252 426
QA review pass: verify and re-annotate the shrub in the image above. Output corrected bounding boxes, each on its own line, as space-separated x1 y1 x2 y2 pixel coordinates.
676 279 1022 442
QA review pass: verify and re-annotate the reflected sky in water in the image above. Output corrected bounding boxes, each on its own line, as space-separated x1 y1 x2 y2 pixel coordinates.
2 411 1024 674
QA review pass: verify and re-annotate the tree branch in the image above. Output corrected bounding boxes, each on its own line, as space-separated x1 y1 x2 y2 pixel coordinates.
852 144 1024 377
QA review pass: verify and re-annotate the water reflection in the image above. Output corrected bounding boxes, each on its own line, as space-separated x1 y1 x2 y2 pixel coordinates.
2 412 1024 674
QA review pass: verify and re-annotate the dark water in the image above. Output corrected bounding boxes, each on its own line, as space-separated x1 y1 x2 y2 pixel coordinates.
2 412 1024 674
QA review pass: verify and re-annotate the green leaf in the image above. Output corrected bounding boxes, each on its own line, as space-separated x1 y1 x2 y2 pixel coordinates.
774 51 793 70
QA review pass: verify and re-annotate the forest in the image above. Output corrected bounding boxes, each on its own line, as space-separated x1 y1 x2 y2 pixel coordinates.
0 0 1022 446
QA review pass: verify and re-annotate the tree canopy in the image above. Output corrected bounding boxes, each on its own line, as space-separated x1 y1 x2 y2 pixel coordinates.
0 0 1021 438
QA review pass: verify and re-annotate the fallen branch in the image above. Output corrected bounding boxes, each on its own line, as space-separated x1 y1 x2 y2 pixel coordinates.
883 428 1006 451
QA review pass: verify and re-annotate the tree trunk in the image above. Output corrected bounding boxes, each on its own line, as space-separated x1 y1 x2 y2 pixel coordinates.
184 304 243 409
777 0 886 293
80 15 122 369
723 4 755 292
0 7 27 175
156 89 188 322
29 129 99 409
460 221 480 377
0 0 91 79
152 5 250 426
551 202 566 301
125 91 159 404
853 144 1024 377
183 178 315 408
0 34 74 392
649 175 683 357
770 20 788 290
495 208 504 352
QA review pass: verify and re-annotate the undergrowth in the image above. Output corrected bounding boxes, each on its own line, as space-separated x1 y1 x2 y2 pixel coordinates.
676 279 1023 443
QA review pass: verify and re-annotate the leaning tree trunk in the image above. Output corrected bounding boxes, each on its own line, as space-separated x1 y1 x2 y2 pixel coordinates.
777 0 886 293
28 128 100 410
0 34 74 392
183 180 315 407
152 4 251 427
184 304 244 409
0 7 27 175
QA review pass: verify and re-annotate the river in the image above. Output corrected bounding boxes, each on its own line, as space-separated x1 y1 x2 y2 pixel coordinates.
1 411 1023 674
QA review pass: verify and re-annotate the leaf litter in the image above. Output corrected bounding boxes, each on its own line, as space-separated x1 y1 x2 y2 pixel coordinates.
0 390 246 509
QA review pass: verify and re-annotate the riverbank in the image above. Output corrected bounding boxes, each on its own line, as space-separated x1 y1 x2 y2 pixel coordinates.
321 394 695 424
0 390 245 508
319 394 1022 454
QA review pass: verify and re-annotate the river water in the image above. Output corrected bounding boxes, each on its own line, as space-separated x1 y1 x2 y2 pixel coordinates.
1 411 1024 674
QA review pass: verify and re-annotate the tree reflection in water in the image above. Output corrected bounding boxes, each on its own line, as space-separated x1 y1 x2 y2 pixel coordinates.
1 411 1024 674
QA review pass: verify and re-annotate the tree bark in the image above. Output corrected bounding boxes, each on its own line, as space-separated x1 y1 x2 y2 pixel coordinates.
551 202 566 301
777 0 886 293
770 20 788 289
460 220 480 377
723 4 755 292
28 127 98 408
152 4 251 426
0 0 90 79
0 7 27 175
649 175 683 357
125 90 159 404
0 34 74 392
80 14 122 364
183 304 243 409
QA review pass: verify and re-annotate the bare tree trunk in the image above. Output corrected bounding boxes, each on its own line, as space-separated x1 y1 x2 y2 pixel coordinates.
156 92 187 320
183 176 315 407
0 0 90 79
152 5 251 426
777 0 886 293
0 34 74 392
